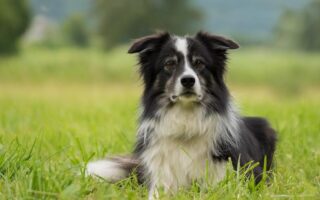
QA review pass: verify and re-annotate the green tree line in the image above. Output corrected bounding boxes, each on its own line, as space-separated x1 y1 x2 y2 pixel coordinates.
1 0 320 54
275 0 320 51
93 0 202 48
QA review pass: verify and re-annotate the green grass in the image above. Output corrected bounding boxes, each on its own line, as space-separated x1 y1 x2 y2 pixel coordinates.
1 47 320 92
0 47 319 199
0 46 136 83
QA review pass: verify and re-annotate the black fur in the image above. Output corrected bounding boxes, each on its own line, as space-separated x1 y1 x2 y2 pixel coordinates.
212 117 276 183
86 32 277 191
128 31 277 185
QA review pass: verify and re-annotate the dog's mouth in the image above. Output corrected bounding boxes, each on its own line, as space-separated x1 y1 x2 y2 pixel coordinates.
170 91 203 103
181 91 195 97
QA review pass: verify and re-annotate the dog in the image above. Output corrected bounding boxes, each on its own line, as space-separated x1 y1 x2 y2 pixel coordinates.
86 31 277 199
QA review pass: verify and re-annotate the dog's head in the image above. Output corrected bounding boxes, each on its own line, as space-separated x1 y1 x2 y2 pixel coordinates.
129 32 239 115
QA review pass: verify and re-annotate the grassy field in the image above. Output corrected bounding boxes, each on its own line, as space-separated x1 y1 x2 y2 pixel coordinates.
0 47 319 199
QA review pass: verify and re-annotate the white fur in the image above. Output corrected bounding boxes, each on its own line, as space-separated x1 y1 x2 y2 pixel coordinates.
214 102 241 148
138 102 240 196
86 160 128 182
175 37 188 56
174 37 202 99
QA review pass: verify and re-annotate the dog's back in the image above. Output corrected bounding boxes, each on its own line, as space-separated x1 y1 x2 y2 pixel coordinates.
244 117 277 171
212 117 277 183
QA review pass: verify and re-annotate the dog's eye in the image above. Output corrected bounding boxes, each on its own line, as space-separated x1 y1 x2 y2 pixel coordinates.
194 60 202 65
193 59 205 69
164 60 176 71
165 60 176 66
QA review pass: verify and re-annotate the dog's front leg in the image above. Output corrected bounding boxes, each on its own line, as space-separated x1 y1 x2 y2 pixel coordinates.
148 182 159 200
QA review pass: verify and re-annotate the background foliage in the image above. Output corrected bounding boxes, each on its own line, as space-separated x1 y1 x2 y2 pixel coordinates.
1 0 320 53
93 0 202 48
63 14 89 47
0 0 30 54
275 0 320 51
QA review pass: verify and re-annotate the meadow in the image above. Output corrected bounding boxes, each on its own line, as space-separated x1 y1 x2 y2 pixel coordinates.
0 47 319 199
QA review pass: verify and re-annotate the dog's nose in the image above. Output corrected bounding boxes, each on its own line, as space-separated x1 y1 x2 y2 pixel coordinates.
181 76 195 88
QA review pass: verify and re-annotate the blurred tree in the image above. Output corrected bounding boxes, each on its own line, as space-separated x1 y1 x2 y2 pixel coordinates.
298 0 320 51
93 0 202 49
274 10 303 49
63 14 89 47
275 0 320 51
0 0 30 54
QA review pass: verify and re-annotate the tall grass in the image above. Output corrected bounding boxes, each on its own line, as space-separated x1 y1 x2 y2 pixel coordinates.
0 47 319 199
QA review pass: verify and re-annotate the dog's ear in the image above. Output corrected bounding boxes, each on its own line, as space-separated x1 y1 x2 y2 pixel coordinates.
128 32 170 54
195 31 239 50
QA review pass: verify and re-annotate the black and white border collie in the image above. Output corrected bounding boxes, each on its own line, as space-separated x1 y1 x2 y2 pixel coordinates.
87 32 277 199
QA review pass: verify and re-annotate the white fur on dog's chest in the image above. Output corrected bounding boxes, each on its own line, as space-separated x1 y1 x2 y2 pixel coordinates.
140 106 227 191
142 136 226 191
